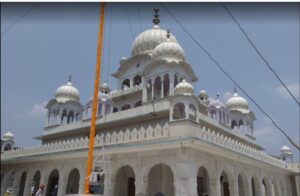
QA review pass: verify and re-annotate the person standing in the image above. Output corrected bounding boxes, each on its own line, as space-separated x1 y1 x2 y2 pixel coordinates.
35 184 44 196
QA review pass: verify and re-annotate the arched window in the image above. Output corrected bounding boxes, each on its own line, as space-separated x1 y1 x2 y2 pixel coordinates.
173 103 185 120
32 171 41 195
61 110 67 124
105 103 111 115
163 74 170 97
113 107 118 113
113 166 135 196
98 103 103 116
4 143 12 151
122 79 130 90
154 76 162 99
210 110 216 120
197 167 209 196
133 75 142 86
67 111 74 124
46 169 59 196
231 120 237 129
147 79 152 100
189 104 197 120
134 101 142 107
239 120 244 126
121 104 131 111
17 172 26 196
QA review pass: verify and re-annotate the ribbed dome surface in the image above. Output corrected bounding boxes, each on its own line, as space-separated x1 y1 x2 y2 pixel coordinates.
175 79 194 95
131 25 177 57
3 131 14 140
55 81 80 102
225 92 249 112
152 40 185 60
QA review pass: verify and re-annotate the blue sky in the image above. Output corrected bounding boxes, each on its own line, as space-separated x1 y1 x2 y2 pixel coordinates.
1 3 299 161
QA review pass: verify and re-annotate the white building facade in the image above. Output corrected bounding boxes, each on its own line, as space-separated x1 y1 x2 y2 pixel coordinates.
1 8 300 196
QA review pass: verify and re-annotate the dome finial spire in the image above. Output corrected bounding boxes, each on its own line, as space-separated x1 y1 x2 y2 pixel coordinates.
167 28 170 39
234 86 237 93
217 93 220 99
68 75 72 82
153 8 160 26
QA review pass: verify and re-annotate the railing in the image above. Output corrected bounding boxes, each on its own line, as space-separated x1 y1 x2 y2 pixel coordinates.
2 124 294 170
109 84 143 98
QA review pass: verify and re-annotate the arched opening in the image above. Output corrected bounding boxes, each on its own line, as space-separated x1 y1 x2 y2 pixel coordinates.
238 174 248 196
173 103 185 120
147 163 174 196
61 110 67 124
105 103 111 115
113 166 135 196
210 110 216 120
98 103 103 116
121 104 131 111
134 101 142 107
3 143 12 151
46 169 59 196
239 120 244 127
66 168 80 194
189 104 197 120
147 79 152 100
197 167 209 196
113 107 119 113
154 76 162 99
231 120 237 129
163 74 170 97
17 172 26 196
262 178 271 196
174 74 179 88
220 171 230 196
32 171 41 196
133 75 142 86
122 79 130 90
67 111 74 124
251 176 260 196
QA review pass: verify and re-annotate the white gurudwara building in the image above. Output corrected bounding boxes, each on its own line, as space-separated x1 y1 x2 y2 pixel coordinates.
1 8 300 196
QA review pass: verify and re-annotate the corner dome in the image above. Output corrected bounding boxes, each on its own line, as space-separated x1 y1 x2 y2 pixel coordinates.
199 89 208 97
152 38 185 61
87 83 111 103
55 77 80 102
208 97 225 109
225 90 249 113
131 25 177 57
3 131 14 140
281 145 291 152
175 79 194 95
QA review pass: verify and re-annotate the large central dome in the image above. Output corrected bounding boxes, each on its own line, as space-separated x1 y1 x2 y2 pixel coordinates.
131 25 177 57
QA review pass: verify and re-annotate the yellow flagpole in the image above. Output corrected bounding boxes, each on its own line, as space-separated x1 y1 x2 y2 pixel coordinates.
84 2 105 194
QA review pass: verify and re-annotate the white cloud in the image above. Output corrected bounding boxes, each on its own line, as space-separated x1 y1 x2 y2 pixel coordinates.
28 101 47 118
276 82 299 100
223 91 232 101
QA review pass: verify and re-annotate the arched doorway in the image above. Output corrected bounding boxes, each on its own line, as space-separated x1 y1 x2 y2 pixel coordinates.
17 171 26 196
238 174 248 196
251 176 260 196
66 168 80 194
113 166 135 196
220 171 230 196
32 171 41 195
197 167 209 196
46 169 59 196
147 163 174 196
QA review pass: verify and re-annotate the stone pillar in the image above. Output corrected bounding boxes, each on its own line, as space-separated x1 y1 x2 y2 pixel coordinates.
151 80 154 99
185 104 189 119
209 181 221 196
229 181 238 196
23 171 34 196
294 175 300 196
11 171 21 196
78 162 86 194
170 73 174 95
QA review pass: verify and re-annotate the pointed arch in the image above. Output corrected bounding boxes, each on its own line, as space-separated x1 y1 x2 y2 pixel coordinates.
66 168 80 194
17 171 26 196
113 166 135 196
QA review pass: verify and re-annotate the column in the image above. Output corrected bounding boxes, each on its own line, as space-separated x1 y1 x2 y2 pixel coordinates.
185 104 189 119
209 181 221 196
151 80 154 99
130 77 133 88
170 72 175 95
161 78 164 98
57 170 67 196
229 179 238 196
23 171 34 196
11 171 21 196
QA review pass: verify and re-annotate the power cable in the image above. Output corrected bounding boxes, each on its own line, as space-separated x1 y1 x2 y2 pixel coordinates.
221 3 300 106
106 3 113 84
161 3 300 151
125 4 135 39
1 3 40 35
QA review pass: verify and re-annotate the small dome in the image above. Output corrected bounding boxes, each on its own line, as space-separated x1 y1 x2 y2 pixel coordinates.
281 145 291 152
3 131 14 140
131 25 177 57
175 79 194 95
87 84 112 104
226 91 249 113
55 77 80 102
199 89 208 97
152 40 185 61
99 83 111 94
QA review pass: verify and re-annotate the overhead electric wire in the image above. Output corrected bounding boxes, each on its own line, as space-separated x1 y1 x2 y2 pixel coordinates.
106 3 113 84
125 4 135 39
161 3 300 151
221 3 300 106
1 3 40 35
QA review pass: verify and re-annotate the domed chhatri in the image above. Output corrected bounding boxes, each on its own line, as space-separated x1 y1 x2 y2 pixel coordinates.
208 94 225 109
55 75 80 102
3 131 14 141
131 9 177 57
225 87 249 113
152 28 185 61
174 79 194 95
